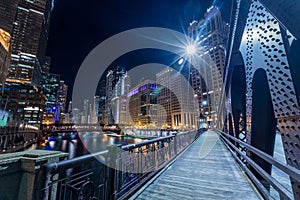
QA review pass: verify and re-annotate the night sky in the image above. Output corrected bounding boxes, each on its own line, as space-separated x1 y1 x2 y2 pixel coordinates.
46 0 231 100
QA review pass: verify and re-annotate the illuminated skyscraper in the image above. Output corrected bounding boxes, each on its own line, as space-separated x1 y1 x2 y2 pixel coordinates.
40 72 60 122
156 68 198 130
0 0 18 92
188 6 228 127
7 0 53 84
111 72 130 125
92 96 100 123
105 66 126 124
1 82 46 124
82 99 89 124
57 80 68 122
98 79 106 124
128 80 158 127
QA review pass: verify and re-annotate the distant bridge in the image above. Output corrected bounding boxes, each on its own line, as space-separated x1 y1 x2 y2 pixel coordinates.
0 124 39 152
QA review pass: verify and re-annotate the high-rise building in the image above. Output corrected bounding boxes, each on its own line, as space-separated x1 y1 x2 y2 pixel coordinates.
72 108 80 124
105 66 126 124
57 80 68 122
188 6 228 128
7 53 42 86
111 72 130 126
98 79 106 124
128 80 158 128
67 101 73 122
7 0 52 84
0 0 19 33
81 99 89 124
92 96 100 123
40 73 60 110
11 0 52 57
156 68 198 130
0 0 18 93
1 82 46 124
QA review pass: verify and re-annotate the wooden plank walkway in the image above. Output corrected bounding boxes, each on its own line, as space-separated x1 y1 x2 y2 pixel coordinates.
131 130 261 200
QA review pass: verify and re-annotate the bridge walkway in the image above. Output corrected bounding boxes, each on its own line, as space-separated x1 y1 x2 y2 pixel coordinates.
130 130 262 200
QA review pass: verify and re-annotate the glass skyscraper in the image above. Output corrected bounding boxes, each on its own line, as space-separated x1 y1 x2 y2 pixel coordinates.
7 0 53 85
0 0 18 92
188 6 228 128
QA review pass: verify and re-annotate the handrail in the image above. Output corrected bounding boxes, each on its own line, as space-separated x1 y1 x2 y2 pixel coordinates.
219 132 293 200
215 129 298 199
221 136 272 200
45 150 109 171
215 129 300 183
44 134 177 172
121 135 174 151
34 129 203 200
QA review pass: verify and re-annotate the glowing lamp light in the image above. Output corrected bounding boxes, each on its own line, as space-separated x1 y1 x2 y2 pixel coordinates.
178 58 184 65
186 43 197 55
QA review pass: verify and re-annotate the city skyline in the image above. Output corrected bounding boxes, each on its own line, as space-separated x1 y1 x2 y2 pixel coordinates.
0 1 299 199
0 0 229 128
47 0 231 101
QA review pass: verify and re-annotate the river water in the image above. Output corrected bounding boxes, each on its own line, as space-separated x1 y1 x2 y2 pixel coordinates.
26 132 144 159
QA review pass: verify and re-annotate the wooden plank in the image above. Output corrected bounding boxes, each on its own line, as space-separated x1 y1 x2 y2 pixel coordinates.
132 130 261 200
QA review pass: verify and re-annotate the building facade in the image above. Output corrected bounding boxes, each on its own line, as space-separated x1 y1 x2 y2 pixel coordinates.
0 0 18 93
111 73 130 126
40 73 60 121
92 96 100 123
128 80 158 128
98 79 106 124
105 67 126 124
156 68 198 130
188 6 228 128
1 82 46 124
57 80 68 122
7 0 52 84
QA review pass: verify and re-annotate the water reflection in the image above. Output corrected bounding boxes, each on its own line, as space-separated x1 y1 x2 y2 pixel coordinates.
27 132 144 159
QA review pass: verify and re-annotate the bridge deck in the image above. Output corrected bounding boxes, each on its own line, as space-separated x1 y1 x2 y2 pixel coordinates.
131 130 261 200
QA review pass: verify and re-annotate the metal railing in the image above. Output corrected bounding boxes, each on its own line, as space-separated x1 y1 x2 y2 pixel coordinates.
34 129 205 200
215 129 300 200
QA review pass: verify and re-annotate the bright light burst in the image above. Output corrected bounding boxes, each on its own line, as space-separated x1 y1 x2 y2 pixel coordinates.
186 43 197 55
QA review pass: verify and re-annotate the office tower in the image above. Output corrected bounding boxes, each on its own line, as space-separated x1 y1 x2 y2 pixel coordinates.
92 96 100 123
156 68 198 130
156 69 173 129
72 108 80 124
0 0 18 93
111 73 130 125
1 82 46 124
40 73 60 111
105 66 126 124
128 80 158 128
7 53 42 86
82 99 89 124
98 79 106 124
57 80 68 122
188 6 228 127
67 101 73 122
7 0 52 84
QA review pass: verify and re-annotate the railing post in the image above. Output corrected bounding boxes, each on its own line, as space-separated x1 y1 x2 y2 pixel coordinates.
174 133 177 155
106 145 121 200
